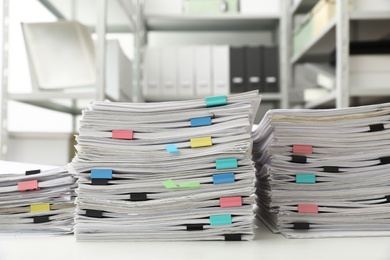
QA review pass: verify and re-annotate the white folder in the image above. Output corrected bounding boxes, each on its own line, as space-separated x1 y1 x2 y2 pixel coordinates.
161 47 178 97
178 46 195 98
143 47 161 98
212 45 230 96
195 46 212 97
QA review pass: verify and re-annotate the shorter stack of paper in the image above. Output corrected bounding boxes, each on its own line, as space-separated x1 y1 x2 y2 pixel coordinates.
0 165 76 234
252 103 390 238
71 91 261 241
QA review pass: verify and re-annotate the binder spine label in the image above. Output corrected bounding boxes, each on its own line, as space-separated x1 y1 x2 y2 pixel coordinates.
216 158 238 170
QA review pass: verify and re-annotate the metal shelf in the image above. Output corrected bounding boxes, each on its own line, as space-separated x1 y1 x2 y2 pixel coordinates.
144 93 282 102
145 14 280 31
38 0 134 33
350 11 390 20
291 17 336 64
8 91 115 115
303 87 390 109
304 90 336 109
290 0 318 15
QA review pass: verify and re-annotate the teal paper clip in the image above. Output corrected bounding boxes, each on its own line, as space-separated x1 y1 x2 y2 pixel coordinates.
165 144 179 153
205 96 227 107
216 158 238 170
91 169 113 179
296 174 316 184
190 116 212 127
210 214 232 226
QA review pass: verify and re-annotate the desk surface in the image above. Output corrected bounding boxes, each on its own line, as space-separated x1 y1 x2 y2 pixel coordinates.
1 161 389 260
1 222 389 260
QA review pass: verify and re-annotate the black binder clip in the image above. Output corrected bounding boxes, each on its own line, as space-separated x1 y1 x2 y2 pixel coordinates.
25 169 41 175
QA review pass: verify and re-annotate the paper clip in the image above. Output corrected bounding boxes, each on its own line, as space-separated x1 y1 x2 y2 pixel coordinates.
112 130 133 140
220 196 242 208
190 116 212 127
216 158 238 170
295 174 316 184
213 173 235 184
293 144 312 154
298 204 318 213
18 180 39 192
30 203 50 213
210 214 232 226
190 136 212 148
205 96 227 107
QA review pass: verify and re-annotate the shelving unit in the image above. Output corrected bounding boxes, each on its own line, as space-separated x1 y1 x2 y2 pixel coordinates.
289 0 390 109
0 0 142 160
141 0 289 109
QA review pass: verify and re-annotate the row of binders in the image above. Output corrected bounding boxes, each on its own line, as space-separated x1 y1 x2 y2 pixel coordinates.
291 41 390 105
252 103 390 238
0 165 76 234
144 45 279 101
70 91 261 240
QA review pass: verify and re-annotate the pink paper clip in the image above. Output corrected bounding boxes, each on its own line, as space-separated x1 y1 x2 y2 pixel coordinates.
298 204 318 213
112 130 133 140
220 196 242 208
293 144 313 155
18 180 40 192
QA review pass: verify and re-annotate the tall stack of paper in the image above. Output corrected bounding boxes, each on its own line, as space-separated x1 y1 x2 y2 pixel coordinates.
252 104 390 238
71 91 261 241
0 165 76 234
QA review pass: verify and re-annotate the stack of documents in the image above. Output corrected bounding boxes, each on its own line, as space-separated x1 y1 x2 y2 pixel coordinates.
71 91 261 241
0 164 76 235
252 104 390 238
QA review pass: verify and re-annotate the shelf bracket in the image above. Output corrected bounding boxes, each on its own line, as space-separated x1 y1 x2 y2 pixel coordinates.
336 0 350 108
0 0 9 160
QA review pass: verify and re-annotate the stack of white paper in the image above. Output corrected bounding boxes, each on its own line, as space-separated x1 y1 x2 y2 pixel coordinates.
71 91 261 241
252 103 390 238
0 164 76 235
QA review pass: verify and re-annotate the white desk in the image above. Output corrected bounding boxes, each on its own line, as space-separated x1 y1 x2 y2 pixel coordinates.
1 161 389 260
1 222 389 260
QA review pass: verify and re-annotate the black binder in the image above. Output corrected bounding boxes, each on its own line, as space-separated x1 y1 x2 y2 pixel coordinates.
229 47 246 93
263 46 279 93
245 46 262 91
